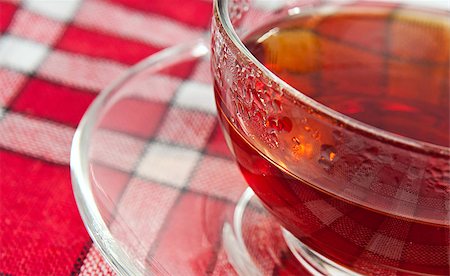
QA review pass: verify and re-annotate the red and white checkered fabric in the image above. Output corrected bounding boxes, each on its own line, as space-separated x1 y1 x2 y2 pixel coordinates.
0 0 224 274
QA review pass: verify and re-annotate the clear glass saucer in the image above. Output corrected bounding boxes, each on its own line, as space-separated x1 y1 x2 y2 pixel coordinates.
70 40 307 275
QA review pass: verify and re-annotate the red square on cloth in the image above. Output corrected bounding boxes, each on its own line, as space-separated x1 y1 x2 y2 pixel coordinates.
151 192 232 275
160 58 199 79
108 0 212 28
74 0 204 48
57 25 161 65
0 149 90 275
0 2 17 33
206 123 233 159
11 78 96 127
98 98 167 139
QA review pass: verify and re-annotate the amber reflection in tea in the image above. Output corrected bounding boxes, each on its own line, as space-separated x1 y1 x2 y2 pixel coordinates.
215 4 449 275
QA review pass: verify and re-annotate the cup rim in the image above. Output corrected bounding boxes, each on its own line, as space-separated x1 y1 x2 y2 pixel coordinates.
213 0 449 158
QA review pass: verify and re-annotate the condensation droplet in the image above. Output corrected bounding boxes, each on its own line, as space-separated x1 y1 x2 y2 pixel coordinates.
312 130 321 140
236 101 245 116
293 143 306 157
266 116 292 132
252 110 265 123
279 116 292 132
261 92 271 104
318 144 337 171
266 117 280 131
243 87 253 106
291 137 313 159
304 126 312 132
268 131 279 148
272 99 282 113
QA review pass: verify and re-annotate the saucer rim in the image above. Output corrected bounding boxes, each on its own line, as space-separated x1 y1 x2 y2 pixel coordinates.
70 39 209 275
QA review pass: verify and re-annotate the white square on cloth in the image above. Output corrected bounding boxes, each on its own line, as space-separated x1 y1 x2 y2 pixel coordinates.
174 80 217 114
137 142 201 188
0 35 49 74
24 0 82 22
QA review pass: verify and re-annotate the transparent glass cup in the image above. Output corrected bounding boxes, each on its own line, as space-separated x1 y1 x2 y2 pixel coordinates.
211 0 449 275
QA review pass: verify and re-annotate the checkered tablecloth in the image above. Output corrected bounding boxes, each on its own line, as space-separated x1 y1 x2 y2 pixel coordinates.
0 0 220 274
2 0 448 275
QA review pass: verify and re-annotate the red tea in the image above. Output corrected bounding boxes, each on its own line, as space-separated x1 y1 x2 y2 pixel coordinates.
214 3 449 275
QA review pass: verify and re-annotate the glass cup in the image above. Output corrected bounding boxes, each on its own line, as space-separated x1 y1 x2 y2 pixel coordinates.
211 0 449 275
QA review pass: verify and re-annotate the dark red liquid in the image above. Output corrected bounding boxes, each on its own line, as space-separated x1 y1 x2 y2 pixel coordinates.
214 3 449 275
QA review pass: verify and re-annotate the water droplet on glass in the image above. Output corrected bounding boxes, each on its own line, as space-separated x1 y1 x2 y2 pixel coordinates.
243 87 253 106
312 130 321 140
279 116 292 132
293 143 306 157
266 117 280 131
291 137 313 159
318 144 337 171
268 131 279 148
261 92 271 104
266 116 292 132
272 99 282 113
236 100 245 115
